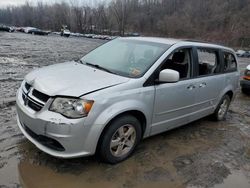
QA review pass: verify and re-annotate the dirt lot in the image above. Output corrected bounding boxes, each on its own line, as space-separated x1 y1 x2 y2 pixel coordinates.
0 32 250 188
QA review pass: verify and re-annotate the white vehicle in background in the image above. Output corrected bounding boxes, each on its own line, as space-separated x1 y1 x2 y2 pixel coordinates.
51 32 61 35
84 34 95 38
92 34 101 39
24 27 36 33
61 29 70 37
236 50 245 56
71 33 83 37
236 50 250 57
107 36 118 40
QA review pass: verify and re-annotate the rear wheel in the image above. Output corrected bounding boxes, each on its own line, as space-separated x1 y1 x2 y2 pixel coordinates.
98 115 142 164
213 95 231 121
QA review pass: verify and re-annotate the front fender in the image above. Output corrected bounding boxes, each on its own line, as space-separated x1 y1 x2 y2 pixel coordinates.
93 99 152 135
82 99 153 154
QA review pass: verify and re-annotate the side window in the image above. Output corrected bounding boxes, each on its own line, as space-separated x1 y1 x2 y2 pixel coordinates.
197 48 218 76
161 48 192 79
223 52 237 72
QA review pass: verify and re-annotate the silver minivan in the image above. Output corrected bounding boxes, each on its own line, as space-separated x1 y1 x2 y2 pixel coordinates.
16 37 239 163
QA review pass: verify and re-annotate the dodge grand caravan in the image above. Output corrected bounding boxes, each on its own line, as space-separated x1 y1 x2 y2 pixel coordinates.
16 37 239 163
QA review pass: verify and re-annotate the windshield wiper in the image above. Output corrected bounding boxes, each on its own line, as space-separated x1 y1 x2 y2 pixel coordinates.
78 59 117 75
78 59 85 64
85 62 117 75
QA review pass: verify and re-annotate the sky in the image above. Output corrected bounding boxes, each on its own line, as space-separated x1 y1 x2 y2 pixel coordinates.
0 0 105 7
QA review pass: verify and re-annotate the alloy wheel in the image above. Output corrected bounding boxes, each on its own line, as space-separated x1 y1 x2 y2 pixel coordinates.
110 124 136 157
218 98 229 119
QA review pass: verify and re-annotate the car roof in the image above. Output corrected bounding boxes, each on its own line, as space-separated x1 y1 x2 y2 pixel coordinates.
123 37 180 45
123 37 234 52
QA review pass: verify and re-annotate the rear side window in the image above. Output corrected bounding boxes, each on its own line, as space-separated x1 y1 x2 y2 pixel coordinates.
223 52 237 72
197 48 219 76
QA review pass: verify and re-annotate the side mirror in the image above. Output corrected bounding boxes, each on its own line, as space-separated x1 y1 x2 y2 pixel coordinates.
159 69 180 83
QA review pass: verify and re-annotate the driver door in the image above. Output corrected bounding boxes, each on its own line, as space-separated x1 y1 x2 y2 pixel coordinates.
151 48 196 135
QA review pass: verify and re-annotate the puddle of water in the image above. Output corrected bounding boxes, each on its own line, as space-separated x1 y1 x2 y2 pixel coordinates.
18 161 185 188
19 162 115 188
188 171 250 188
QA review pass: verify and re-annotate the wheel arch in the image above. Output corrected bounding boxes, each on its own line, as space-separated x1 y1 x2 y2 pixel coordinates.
225 90 234 100
96 110 147 153
217 85 235 106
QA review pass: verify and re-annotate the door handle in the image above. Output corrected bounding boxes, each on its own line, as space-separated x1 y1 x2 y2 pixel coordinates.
199 83 207 88
187 85 196 90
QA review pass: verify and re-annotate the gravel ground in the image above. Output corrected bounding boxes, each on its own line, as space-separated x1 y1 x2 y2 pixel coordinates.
0 32 250 188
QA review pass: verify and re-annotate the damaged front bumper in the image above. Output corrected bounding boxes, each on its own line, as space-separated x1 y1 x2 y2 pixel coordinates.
16 88 95 158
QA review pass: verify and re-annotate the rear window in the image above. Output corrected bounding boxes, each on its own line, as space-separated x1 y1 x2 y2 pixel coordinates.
197 48 219 76
223 52 237 72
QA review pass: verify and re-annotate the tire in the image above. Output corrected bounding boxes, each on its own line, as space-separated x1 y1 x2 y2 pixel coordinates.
212 95 231 121
98 115 142 164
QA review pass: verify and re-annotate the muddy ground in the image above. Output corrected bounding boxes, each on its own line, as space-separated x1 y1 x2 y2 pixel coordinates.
0 32 250 188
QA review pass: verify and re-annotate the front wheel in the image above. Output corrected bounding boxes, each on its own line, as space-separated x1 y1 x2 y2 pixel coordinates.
213 95 231 121
98 115 142 164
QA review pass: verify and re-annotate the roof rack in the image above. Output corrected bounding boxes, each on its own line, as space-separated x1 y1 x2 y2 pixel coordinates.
182 39 210 43
181 39 225 46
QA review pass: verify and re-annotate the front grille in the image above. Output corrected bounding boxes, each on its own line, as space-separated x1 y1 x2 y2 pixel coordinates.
23 123 65 151
32 89 50 103
22 82 50 112
27 100 43 111
22 92 44 111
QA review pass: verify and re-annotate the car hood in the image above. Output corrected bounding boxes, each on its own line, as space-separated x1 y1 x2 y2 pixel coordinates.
25 61 130 97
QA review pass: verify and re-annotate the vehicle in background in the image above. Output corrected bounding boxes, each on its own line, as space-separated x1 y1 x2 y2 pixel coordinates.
0 25 15 32
236 50 245 57
102 35 111 40
91 34 116 40
24 27 37 33
51 32 61 35
70 32 80 37
28 28 50 36
125 32 140 37
91 34 100 39
242 51 250 58
92 35 109 40
61 29 70 37
236 50 250 57
107 36 118 40
16 38 239 164
240 65 250 94
16 27 25 32
84 34 95 38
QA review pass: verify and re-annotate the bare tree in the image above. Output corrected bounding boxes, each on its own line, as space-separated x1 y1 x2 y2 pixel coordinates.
1 0 250 47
